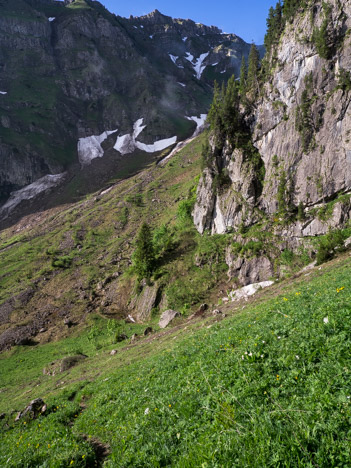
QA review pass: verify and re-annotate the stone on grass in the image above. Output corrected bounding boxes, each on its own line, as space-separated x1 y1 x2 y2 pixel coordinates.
143 327 153 336
15 398 46 422
229 281 274 302
159 310 179 329
110 349 117 356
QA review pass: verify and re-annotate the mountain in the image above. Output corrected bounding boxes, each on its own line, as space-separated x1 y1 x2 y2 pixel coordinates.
0 0 262 226
1 1 351 465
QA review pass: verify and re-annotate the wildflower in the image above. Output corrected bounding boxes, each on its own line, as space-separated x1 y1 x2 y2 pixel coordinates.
82 455 86 459
144 408 150 415
248 352 253 357
278 336 281 339
283 297 288 301
260 355 264 358
295 292 301 296
262 341 265 344
245 351 248 355
323 317 329 324
241 355 244 360
70 461 74 465
169 404 172 408
48 444 51 448
295 355 300 360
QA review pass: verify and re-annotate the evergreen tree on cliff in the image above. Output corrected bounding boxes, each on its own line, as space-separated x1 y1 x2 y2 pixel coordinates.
246 43 260 96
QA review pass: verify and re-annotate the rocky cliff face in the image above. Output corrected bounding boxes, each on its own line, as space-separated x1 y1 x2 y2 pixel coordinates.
0 0 261 224
194 0 351 284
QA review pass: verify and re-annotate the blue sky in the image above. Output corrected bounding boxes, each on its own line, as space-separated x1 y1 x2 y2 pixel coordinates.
99 0 277 44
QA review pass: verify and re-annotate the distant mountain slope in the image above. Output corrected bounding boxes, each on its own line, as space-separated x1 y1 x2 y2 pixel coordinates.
0 0 263 225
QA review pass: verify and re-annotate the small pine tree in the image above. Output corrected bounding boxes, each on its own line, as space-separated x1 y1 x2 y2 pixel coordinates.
247 43 260 96
132 222 155 280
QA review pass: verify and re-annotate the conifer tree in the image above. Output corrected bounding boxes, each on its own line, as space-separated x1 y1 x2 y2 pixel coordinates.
132 222 155 280
208 80 225 142
239 56 247 95
247 43 260 96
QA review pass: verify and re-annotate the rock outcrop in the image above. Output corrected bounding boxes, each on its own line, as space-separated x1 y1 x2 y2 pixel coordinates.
193 0 351 283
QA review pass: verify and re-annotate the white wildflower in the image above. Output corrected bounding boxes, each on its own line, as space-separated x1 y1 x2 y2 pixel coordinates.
248 352 253 357
295 355 300 360
144 408 150 415
323 317 329 324
260 355 264 358
278 336 281 339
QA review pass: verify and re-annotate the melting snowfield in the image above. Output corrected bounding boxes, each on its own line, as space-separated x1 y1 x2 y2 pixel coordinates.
114 118 177 156
158 114 207 165
78 130 117 166
0 173 66 220
78 118 178 162
184 52 209 79
0 91 7 95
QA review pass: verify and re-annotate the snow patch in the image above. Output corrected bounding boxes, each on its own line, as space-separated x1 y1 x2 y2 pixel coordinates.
0 91 7 95
182 36 188 42
229 281 274 302
0 173 66 219
186 114 207 131
48 17 55 22
114 118 177 156
177 82 186 87
211 62 219 66
149 35 154 39
78 129 117 166
184 52 194 63
159 114 207 166
220 69 226 74
193 52 209 79
140 25 144 28
169 54 179 65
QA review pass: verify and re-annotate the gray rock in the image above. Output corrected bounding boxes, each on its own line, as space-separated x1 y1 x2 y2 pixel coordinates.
212 309 222 316
158 310 180 329
143 327 153 336
110 349 117 356
15 398 46 421
130 333 139 343
117 333 128 342
344 236 351 248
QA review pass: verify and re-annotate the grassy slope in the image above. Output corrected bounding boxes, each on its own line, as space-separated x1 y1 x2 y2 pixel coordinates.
1 252 351 466
1 133 225 341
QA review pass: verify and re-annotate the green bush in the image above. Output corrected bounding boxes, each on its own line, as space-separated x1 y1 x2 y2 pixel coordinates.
316 229 346 265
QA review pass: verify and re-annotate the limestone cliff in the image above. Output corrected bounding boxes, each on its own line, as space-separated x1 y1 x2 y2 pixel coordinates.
193 0 351 283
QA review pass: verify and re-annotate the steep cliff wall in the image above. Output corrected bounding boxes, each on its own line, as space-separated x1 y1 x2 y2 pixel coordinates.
194 0 351 283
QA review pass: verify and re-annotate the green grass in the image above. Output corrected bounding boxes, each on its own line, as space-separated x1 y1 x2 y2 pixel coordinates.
1 255 351 466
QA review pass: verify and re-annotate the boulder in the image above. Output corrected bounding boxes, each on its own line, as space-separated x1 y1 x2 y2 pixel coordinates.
117 333 128 342
159 310 179 329
143 327 153 336
229 281 274 302
15 398 46 422
130 333 139 343
110 349 117 356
